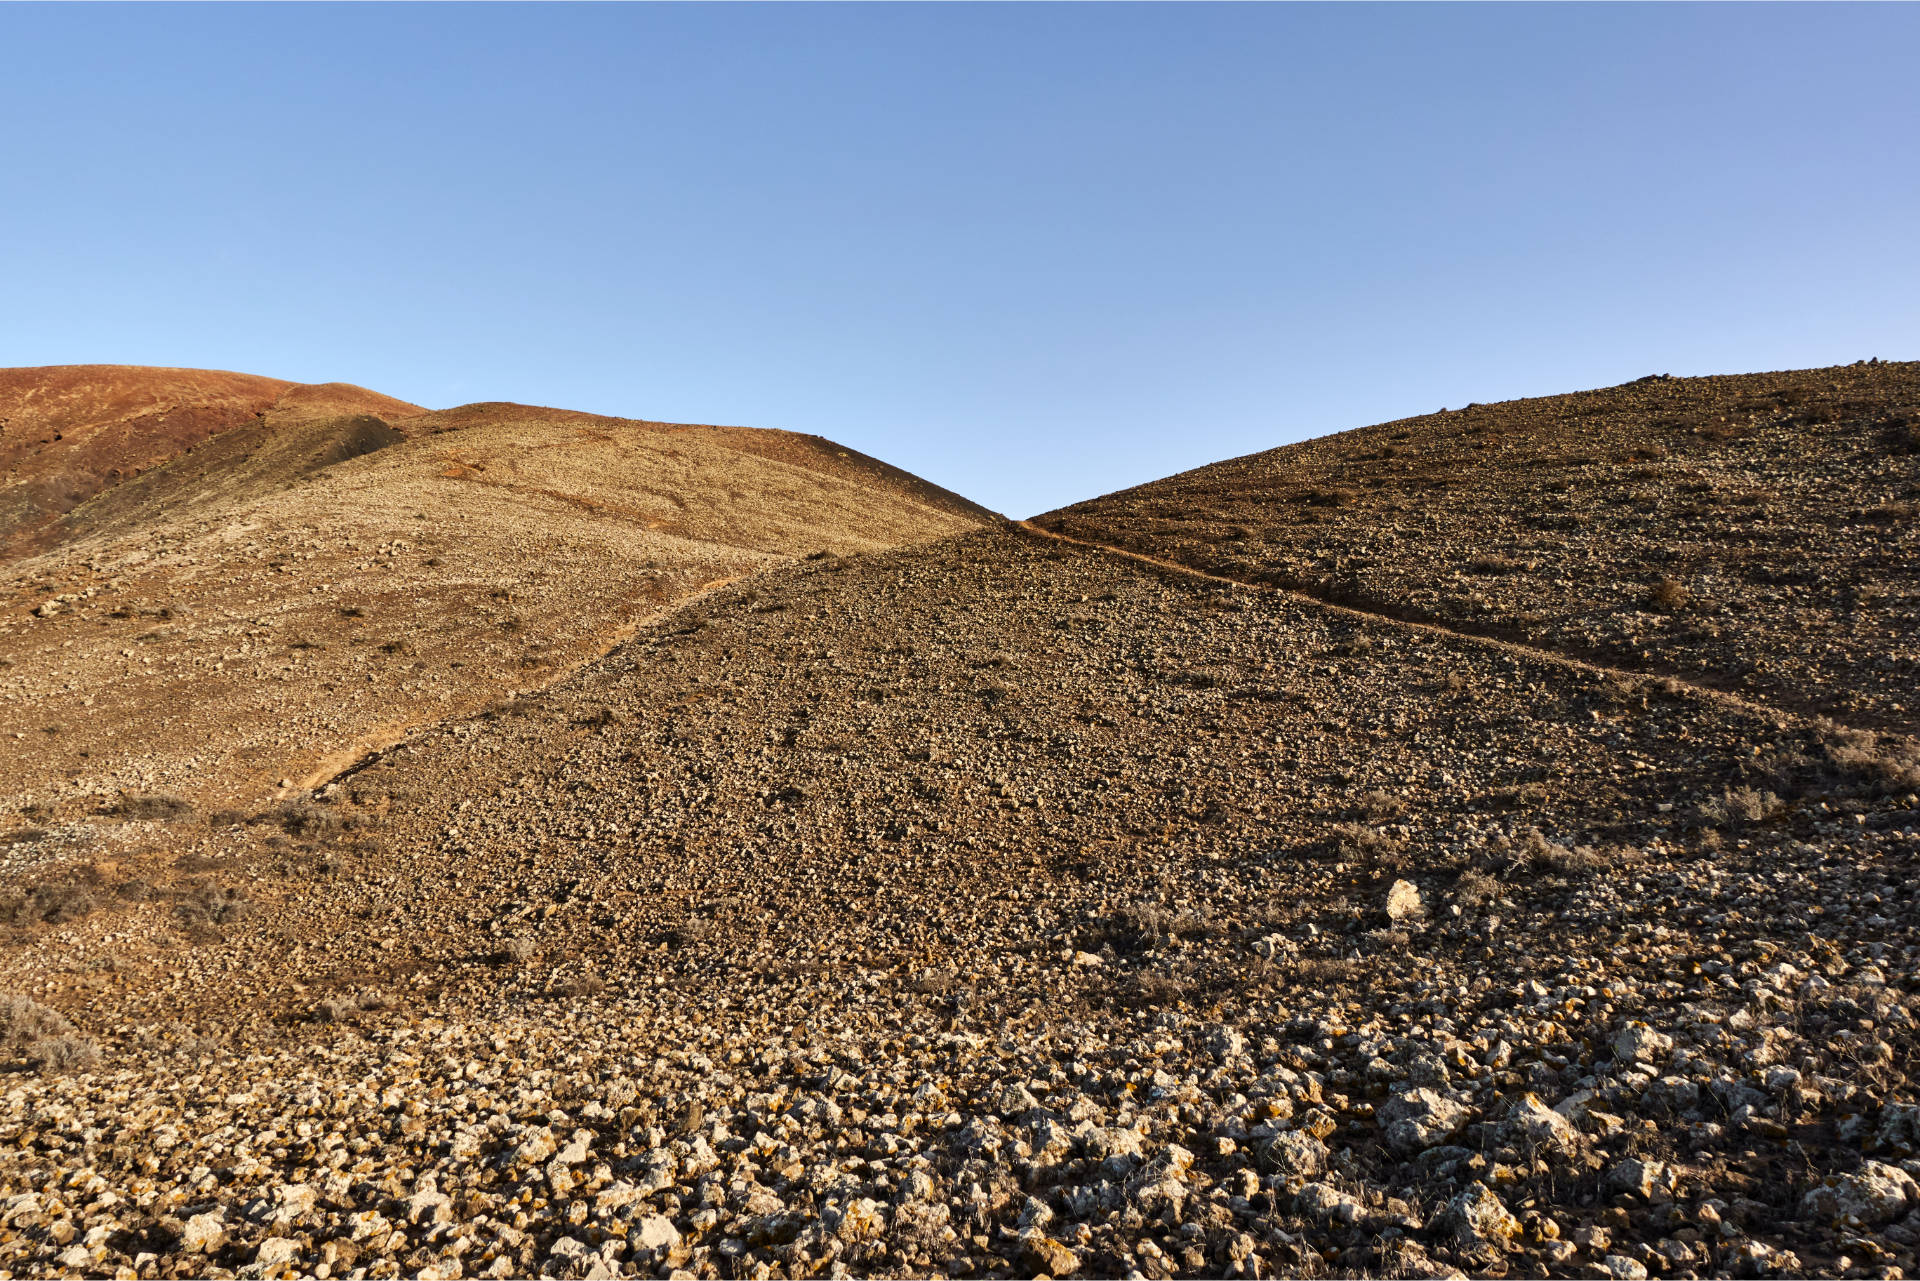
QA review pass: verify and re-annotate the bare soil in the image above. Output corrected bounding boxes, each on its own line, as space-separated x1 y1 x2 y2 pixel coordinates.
0 363 1915 1281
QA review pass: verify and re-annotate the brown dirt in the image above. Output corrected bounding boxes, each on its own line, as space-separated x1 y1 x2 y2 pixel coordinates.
0 370 992 816
1039 359 1920 735
0 365 425 554
0 362 1915 1281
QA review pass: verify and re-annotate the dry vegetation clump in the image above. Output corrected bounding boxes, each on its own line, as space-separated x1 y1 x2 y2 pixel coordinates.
263 799 369 839
0 993 98 1072
1353 788 1407 820
1329 821 1406 863
106 790 193 820
1091 902 1220 954
1820 725 1920 794
1698 785 1786 829
493 936 536 965
1647 576 1691 611
0 880 98 930
1451 869 1501 906
171 881 251 940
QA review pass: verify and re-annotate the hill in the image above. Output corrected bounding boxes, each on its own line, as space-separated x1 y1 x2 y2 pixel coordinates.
0 365 427 553
0 368 994 812
1040 360 1920 733
0 363 1915 1281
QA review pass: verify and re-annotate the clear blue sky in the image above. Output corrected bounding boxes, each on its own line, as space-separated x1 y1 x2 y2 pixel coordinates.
3 4 1916 517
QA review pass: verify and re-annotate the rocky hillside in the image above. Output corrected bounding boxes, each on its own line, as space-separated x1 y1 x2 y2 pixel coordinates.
0 364 1915 1281
0 369 994 813
1040 360 1920 734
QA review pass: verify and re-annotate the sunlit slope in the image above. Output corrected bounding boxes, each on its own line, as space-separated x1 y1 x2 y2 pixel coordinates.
0 376 992 814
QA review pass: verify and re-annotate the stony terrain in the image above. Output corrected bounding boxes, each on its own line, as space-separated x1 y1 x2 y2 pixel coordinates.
1040 360 1920 734
0 368 991 812
0 363 1917 1281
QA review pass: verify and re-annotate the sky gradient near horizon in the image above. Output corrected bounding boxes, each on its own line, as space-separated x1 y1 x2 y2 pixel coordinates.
3 4 1917 517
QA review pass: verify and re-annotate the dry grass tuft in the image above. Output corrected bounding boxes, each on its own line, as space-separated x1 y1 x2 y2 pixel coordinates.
0 994 99 1072
108 791 193 820
1647 577 1691 611
1698 786 1784 828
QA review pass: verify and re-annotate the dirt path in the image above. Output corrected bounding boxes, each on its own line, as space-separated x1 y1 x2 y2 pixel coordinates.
291 572 746 794
1015 519 1863 740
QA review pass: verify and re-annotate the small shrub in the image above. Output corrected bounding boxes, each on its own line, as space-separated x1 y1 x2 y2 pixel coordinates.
1452 870 1500 907
1533 842 1613 876
0 882 98 927
665 919 710 950
0 994 99 1073
109 791 193 821
1330 822 1404 862
1648 578 1691 611
1354 789 1406 821
1287 957 1366 990
1698 786 1784 828
174 882 251 933
28 1035 98 1073
907 969 957 996
312 997 354 1023
1822 728 1920 794
1125 971 1191 1005
1094 902 1218 953
267 801 364 839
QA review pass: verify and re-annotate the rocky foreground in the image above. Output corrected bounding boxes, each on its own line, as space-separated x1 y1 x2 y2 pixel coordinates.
2 521 1918 1278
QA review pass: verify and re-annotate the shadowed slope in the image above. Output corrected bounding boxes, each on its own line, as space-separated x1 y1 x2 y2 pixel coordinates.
1040 359 1920 733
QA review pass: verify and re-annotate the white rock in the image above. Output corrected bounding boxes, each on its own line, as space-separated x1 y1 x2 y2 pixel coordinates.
1801 1161 1918 1226
1611 1022 1673 1064
182 1210 227 1253
255 1237 301 1268
1439 1182 1521 1247
1378 1086 1472 1154
1295 1182 1363 1225
633 1215 682 1250
271 1183 316 1223
1257 1131 1328 1183
1605 1157 1668 1199
1504 1093 1581 1151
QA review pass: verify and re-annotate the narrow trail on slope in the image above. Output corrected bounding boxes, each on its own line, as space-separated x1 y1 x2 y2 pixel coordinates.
1015 519 1880 742
290 572 747 795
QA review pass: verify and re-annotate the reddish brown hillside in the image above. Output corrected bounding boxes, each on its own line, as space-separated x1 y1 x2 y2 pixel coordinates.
0 366 426 552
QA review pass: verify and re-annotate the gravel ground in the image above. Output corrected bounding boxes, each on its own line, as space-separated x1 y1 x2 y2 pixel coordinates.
0 389 987 813
1038 360 1920 735
3 522 1915 1280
